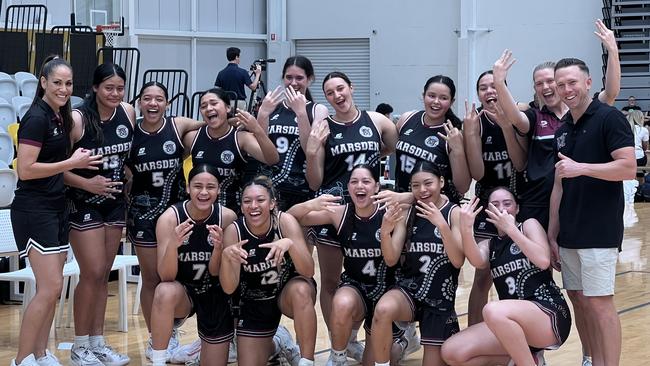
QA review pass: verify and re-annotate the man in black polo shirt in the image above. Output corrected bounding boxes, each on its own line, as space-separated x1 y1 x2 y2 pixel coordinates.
214 47 261 110
548 58 635 366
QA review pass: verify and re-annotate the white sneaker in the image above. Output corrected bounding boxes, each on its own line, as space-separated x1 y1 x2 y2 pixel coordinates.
91 344 130 366
70 345 103 366
11 354 39 366
398 323 421 360
325 352 348 366
273 325 301 366
36 351 62 366
345 339 364 363
169 339 201 364
146 328 181 362
582 356 593 366
228 338 237 363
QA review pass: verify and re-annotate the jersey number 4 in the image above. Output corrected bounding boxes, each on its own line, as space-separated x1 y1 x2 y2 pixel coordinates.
345 154 367 171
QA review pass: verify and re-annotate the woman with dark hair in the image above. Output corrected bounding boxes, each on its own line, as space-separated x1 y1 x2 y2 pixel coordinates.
304 72 398 360
256 56 329 210
149 163 238 366
462 70 526 326
377 75 470 207
371 161 464 366
184 88 279 211
289 165 404 366
10 56 102 366
126 80 205 361
220 176 315 366
441 187 571 366
65 62 135 365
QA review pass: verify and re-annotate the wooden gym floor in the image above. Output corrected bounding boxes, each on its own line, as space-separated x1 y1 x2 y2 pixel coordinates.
1 203 649 365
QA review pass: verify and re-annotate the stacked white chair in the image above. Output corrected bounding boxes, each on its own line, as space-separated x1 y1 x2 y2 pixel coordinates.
11 96 31 121
0 134 14 168
0 78 19 105
0 99 15 132
14 72 38 99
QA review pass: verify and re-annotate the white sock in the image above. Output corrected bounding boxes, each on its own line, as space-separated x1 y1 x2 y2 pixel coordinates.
89 335 105 348
298 358 314 366
375 362 390 366
151 349 167 365
332 348 347 361
73 335 90 349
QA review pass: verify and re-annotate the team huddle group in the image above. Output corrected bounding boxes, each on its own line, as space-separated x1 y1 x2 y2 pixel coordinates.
9 19 635 366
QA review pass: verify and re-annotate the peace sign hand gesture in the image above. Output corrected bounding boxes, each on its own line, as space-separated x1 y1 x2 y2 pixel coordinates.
438 120 463 152
258 86 284 118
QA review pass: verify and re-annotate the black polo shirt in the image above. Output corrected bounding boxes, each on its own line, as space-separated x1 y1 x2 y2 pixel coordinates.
554 99 633 249
214 63 252 100
12 98 69 212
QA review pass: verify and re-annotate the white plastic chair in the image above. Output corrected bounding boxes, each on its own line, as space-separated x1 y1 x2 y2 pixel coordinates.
12 96 31 121
0 134 15 168
71 95 84 108
0 99 16 132
14 72 38 99
0 209 80 325
0 72 12 80
0 168 17 207
0 79 19 105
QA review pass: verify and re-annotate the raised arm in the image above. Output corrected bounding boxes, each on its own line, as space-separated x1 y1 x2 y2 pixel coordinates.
595 19 620 106
493 50 532 134
416 201 465 269
462 101 485 180
484 102 529 172
207 206 238 276
156 209 192 281
174 116 206 137
255 86 284 132
286 194 343 228
485 203 550 270
219 224 246 295
237 109 279 165
279 213 315 277
458 198 490 269
440 121 471 194
305 119 329 191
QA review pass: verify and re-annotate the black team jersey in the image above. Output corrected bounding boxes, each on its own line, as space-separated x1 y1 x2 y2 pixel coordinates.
261 101 316 198
127 116 185 220
475 113 516 200
190 125 247 210
398 201 459 308
395 111 462 203
317 110 381 202
68 104 133 204
337 204 395 302
172 201 222 294
233 213 294 301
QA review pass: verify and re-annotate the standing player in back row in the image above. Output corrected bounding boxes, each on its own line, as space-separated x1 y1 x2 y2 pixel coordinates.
305 71 398 362
256 56 329 211
65 63 135 366
126 81 205 362
390 75 470 204
462 70 526 326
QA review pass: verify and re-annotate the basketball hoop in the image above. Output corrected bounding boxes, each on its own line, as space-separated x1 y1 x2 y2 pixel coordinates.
96 24 122 47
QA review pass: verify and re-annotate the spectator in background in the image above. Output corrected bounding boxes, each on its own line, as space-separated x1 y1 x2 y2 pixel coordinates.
621 96 642 116
628 109 648 186
375 103 394 121
215 47 261 110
